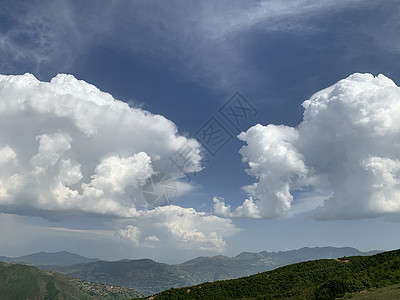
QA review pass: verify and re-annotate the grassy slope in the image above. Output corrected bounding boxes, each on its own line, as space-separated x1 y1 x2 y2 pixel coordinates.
339 283 400 299
0 261 143 300
140 249 400 300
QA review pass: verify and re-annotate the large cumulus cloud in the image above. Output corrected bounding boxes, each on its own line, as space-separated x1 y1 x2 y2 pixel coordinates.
0 73 203 217
215 73 400 220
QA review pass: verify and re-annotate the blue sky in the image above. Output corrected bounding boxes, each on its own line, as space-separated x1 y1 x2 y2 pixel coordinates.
1 0 400 263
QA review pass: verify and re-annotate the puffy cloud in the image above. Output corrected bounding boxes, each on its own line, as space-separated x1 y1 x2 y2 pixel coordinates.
82 153 152 195
213 196 262 219
213 196 233 216
30 133 72 174
116 205 240 252
239 124 310 218
0 73 202 218
145 235 161 242
220 73 400 220
117 225 141 246
0 146 17 165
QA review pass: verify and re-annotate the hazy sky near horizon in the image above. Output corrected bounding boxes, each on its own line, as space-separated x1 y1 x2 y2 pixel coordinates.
1 0 400 263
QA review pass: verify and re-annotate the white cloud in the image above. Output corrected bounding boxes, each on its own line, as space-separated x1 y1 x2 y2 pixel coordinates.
145 235 160 242
213 196 232 216
0 146 21 202
220 73 400 220
30 133 72 174
116 205 240 253
117 225 141 246
0 73 202 217
239 124 310 218
0 146 17 165
82 153 152 195
213 196 262 219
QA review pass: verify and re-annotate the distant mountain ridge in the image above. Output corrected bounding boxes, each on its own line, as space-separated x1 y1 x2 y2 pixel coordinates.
16 246 379 295
0 251 99 267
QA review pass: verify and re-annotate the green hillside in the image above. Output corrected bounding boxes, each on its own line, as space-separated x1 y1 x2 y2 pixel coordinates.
0 261 143 300
140 249 400 300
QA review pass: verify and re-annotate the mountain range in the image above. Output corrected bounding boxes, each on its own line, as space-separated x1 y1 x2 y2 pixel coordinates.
1 247 378 295
144 249 400 299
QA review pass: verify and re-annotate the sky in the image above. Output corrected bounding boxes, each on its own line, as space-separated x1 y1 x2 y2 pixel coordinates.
1 0 400 263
